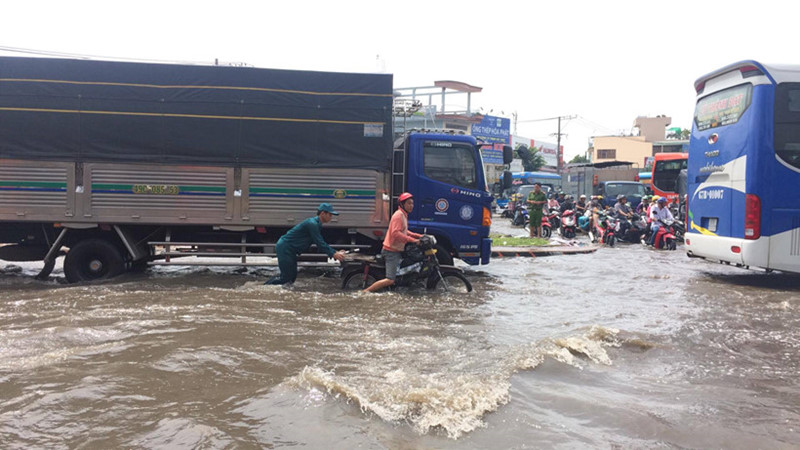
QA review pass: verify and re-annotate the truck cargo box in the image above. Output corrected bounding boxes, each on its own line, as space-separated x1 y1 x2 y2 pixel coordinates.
0 57 393 170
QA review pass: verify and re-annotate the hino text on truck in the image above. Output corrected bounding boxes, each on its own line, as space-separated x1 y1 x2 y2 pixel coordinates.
0 57 509 282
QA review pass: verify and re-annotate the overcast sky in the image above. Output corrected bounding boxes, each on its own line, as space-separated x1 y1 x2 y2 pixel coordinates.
1 0 794 160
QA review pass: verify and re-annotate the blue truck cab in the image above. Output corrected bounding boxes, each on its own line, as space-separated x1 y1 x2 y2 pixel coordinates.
596 180 647 210
403 132 500 265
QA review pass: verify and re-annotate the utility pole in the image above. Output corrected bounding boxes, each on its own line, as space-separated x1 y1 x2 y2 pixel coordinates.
517 114 576 173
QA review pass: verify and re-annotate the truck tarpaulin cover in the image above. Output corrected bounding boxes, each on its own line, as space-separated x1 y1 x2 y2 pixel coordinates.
0 57 393 170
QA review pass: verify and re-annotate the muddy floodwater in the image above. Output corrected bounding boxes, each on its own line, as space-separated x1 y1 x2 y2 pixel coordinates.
1 236 799 448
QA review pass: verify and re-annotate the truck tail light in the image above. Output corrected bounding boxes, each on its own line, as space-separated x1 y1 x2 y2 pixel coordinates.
744 194 760 240
483 207 492 227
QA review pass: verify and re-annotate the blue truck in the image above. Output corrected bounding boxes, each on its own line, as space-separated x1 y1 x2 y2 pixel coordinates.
0 56 507 282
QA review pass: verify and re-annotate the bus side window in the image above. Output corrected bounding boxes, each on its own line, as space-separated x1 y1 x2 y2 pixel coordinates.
775 83 800 169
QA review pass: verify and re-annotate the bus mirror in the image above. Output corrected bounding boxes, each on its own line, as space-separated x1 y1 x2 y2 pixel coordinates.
503 145 514 165
502 171 513 190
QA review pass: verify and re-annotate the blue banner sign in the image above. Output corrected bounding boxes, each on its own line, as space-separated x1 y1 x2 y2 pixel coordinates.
471 115 510 144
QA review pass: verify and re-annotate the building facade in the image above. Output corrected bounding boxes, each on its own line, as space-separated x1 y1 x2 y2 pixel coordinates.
588 115 687 168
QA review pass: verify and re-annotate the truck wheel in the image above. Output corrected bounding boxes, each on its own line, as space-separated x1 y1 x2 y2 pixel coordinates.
64 239 125 283
435 244 454 266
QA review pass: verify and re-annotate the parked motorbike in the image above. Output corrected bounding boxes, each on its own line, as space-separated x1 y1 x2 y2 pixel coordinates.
559 209 578 239
340 235 472 292
512 203 528 227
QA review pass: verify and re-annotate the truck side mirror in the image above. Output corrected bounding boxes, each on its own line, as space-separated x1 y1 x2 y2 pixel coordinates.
502 170 513 190
503 145 514 165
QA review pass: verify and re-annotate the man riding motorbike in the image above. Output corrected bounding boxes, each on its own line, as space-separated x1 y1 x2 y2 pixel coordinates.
613 194 634 236
647 197 675 247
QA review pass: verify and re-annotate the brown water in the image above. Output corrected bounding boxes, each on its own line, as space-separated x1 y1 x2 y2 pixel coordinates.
1 242 799 448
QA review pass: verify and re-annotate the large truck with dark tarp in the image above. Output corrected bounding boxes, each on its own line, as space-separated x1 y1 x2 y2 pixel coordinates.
0 57 505 282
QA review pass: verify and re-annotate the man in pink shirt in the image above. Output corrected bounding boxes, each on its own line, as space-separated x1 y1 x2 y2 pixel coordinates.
363 192 423 292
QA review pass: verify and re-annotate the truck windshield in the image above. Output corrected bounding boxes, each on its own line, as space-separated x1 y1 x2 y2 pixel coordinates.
605 183 645 198
423 142 478 189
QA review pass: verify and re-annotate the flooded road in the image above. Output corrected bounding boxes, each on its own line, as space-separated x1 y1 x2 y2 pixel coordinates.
1 236 799 448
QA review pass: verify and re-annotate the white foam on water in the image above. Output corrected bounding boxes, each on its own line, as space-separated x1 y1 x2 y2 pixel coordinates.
285 325 626 439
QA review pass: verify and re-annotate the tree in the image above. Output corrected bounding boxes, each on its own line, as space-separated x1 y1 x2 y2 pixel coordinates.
516 144 545 172
569 154 590 164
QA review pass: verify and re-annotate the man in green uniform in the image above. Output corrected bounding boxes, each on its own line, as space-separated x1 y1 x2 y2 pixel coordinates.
265 203 345 285
526 183 547 238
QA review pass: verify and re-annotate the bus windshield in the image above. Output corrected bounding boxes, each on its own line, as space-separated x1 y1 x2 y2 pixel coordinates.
653 157 688 193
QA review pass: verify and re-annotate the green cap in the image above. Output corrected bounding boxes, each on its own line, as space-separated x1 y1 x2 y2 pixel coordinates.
318 203 339 215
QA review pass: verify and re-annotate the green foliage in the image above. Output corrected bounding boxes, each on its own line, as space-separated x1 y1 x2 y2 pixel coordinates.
515 144 546 171
569 154 590 164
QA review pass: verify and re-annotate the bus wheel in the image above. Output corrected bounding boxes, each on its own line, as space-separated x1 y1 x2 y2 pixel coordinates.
64 239 125 283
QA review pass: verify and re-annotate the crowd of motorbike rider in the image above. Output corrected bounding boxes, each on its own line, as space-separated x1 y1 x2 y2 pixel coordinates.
507 182 681 247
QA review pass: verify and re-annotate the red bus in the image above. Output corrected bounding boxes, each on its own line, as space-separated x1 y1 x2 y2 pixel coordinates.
651 152 687 203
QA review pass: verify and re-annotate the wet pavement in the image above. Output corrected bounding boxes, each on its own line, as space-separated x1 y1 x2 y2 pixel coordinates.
1 226 799 448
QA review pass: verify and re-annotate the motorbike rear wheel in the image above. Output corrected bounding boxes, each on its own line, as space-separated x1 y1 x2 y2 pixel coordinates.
666 238 677 251
342 270 377 290
607 235 616 247
541 227 552 239
563 228 575 239
427 271 472 293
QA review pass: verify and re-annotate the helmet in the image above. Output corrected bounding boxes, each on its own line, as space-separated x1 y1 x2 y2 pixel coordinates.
580 194 586 199
617 194 626 200
398 192 413 203
651 195 660 202
657 197 668 204
597 195 604 200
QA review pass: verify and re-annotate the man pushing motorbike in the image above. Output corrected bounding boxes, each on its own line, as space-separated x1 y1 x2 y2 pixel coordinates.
265 203 346 285
363 192 423 292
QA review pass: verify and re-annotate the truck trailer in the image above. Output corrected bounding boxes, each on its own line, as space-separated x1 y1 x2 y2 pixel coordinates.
0 57 500 282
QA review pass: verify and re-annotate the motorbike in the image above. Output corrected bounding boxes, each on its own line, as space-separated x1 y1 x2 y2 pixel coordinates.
617 212 648 243
588 212 617 246
340 235 473 292
545 207 561 232
559 209 577 239
512 203 528 227
671 219 686 243
652 219 678 250
540 212 553 238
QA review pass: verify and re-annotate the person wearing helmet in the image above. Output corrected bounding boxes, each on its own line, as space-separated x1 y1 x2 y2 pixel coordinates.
266 203 346 285
559 193 575 213
614 195 633 219
547 192 560 210
614 194 634 236
363 192 423 292
575 194 588 215
637 195 651 215
647 196 675 246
